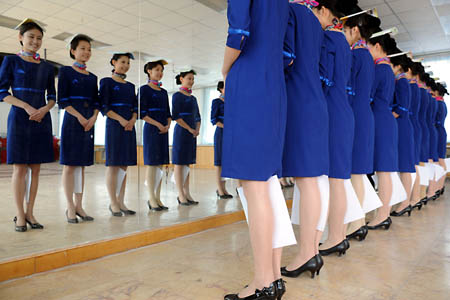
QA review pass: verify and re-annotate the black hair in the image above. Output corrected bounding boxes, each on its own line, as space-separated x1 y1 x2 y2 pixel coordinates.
175 69 197 85
19 21 44 46
410 62 424 76
419 72 430 83
144 60 165 78
368 34 396 54
110 52 134 72
69 34 92 59
437 83 449 96
217 81 224 92
344 14 381 40
390 55 410 73
315 0 340 16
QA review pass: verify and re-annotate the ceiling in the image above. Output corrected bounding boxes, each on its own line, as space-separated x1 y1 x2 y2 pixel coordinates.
0 0 450 91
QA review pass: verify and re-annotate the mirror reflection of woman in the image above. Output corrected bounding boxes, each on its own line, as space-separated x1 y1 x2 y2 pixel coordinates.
0 19 56 232
172 70 200 206
58 34 99 224
211 81 232 199
140 60 171 211
100 53 137 217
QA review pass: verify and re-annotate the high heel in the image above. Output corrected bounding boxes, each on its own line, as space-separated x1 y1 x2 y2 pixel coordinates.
346 226 368 241
390 205 412 217
65 210 79 224
421 197 429 205
319 240 347 257
120 208 136 215
315 254 324 275
187 198 199 205
224 283 277 300
412 201 423 211
158 204 169 210
343 239 350 251
281 255 319 278
148 201 163 211
109 205 123 217
274 279 285 299
217 190 231 199
367 217 391 230
25 218 44 229
75 212 94 222
13 217 27 232
177 197 191 206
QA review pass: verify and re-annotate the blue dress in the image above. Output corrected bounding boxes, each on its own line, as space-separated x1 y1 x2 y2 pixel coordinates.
222 0 289 181
211 97 224 166
392 77 415 172
0 55 56 164
171 92 201 165
436 100 447 159
428 94 439 162
320 30 354 179
371 64 398 172
99 77 137 166
409 82 422 165
282 3 328 178
139 84 171 166
58 67 100 166
348 48 375 174
419 88 430 162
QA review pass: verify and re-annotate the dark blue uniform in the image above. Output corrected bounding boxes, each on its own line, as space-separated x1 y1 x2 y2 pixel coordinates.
0 55 55 164
436 99 447 159
419 87 430 163
211 97 224 166
409 82 421 165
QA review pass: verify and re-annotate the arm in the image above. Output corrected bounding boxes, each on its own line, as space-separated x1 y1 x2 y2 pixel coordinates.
84 76 101 131
143 115 165 132
175 118 195 134
124 89 138 131
283 8 296 69
221 0 252 80
30 65 56 122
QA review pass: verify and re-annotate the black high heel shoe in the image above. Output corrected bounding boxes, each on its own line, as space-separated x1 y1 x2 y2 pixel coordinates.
158 203 169 210
217 190 233 199
315 254 324 275
366 217 391 230
319 240 347 257
66 210 79 223
177 197 191 206
25 218 44 229
421 197 429 205
274 279 285 300
390 205 412 217
412 201 423 211
13 217 27 232
109 206 123 217
224 283 278 300
120 208 136 215
148 201 163 211
346 226 368 241
187 198 199 205
343 239 350 251
281 255 319 278
76 212 94 222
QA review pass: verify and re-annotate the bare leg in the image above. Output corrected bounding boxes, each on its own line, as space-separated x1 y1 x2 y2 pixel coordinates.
369 172 392 225
12 164 28 226
238 180 274 297
183 171 193 200
74 167 87 216
174 165 187 203
319 178 346 250
62 165 76 219
285 177 320 270
396 172 412 211
106 166 120 212
411 166 421 206
215 166 225 195
272 248 282 280
147 166 159 208
155 166 166 207
347 174 366 235
25 164 41 223
438 159 447 190
118 166 129 210
419 162 427 199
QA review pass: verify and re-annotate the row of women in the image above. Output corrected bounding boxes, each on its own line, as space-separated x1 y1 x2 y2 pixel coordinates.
0 18 229 232
221 0 448 299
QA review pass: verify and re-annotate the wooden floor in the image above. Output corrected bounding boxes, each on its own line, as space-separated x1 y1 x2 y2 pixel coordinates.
1 185 449 299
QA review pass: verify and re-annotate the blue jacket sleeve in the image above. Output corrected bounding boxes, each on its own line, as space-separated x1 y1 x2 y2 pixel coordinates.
226 0 251 50
92 75 100 111
172 92 182 120
211 99 220 125
57 67 71 109
164 90 172 120
194 97 201 123
138 86 147 119
46 64 56 102
283 7 296 69
99 79 111 116
0 56 13 101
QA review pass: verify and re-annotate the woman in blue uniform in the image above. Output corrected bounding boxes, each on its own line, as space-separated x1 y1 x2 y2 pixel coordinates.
318 11 355 256
389 54 415 217
408 62 424 210
172 70 200 206
0 19 56 232
426 80 440 201
211 81 232 199
366 33 398 230
280 0 336 281
418 72 431 204
221 0 288 299
99 53 137 217
342 8 379 241
58 34 99 223
436 84 448 195
140 59 171 211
